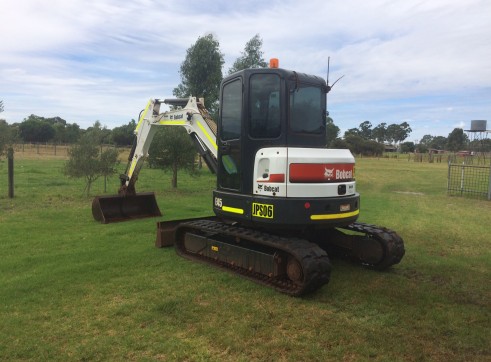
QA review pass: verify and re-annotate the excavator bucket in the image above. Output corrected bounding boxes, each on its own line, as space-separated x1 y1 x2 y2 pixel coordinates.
92 192 162 224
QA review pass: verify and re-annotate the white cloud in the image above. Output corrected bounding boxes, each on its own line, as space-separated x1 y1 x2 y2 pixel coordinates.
0 0 490 139
454 121 466 129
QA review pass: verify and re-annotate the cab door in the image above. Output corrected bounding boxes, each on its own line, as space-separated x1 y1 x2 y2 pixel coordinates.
217 77 242 192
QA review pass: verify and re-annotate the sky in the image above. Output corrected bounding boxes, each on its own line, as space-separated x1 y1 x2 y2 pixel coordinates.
1 0 490 142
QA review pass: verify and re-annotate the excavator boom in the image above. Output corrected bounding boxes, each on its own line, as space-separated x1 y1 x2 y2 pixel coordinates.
92 97 217 223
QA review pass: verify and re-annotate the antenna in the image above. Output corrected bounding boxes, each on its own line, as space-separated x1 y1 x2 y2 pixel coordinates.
327 56 330 86
326 57 344 93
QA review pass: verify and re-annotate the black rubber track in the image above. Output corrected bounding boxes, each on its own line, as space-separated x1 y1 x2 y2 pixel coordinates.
174 219 332 296
342 221 405 270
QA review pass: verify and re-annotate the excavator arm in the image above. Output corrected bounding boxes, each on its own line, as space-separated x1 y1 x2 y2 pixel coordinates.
92 97 218 223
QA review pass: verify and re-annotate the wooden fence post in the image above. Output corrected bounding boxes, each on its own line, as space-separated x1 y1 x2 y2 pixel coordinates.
7 147 14 198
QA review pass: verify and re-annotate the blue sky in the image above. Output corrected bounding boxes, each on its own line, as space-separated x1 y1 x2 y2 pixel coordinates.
1 0 490 142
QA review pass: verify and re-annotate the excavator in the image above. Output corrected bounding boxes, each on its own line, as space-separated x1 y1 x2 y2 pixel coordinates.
92 59 405 296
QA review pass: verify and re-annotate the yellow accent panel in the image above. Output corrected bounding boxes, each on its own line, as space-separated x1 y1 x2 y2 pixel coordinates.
310 209 359 220
158 120 187 125
128 159 137 178
222 206 244 215
197 121 218 150
135 100 151 133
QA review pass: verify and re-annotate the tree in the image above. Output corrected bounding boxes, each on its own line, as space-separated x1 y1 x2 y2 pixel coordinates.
84 121 111 144
64 134 119 196
45 116 67 127
394 122 412 144
385 124 399 144
330 138 350 149
19 115 56 143
344 135 364 154
228 34 268 74
358 121 372 140
363 140 385 156
344 127 361 138
111 119 136 146
325 116 340 147
372 122 387 143
400 141 415 153
53 123 66 143
0 102 11 157
17 114 80 144
99 147 120 193
419 134 434 147
52 121 81 144
469 138 491 153
344 134 384 156
416 134 434 152
446 128 467 152
344 121 371 140
430 136 447 150
0 120 14 157
173 34 224 116
64 123 81 143
148 127 197 188
384 122 412 145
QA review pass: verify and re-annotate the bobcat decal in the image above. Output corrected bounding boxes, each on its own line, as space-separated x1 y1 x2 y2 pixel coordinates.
324 167 334 180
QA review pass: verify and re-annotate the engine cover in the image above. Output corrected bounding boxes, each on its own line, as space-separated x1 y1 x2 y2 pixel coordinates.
252 147 357 198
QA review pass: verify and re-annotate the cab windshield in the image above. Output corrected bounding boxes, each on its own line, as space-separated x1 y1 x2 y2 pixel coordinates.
290 85 324 134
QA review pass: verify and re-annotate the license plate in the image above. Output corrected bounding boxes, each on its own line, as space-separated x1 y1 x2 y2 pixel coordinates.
252 202 274 219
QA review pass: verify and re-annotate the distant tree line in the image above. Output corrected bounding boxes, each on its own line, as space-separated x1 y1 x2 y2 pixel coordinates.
413 128 489 153
0 114 137 148
325 119 490 155
325 120 412 156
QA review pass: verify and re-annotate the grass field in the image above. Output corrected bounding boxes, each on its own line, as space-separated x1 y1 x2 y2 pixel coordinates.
0 154 489 361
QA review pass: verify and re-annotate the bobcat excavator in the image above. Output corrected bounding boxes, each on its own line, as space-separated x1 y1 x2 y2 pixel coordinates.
92 59 405 296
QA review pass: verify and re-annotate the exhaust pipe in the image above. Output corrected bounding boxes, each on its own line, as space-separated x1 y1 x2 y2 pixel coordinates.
92 192 162 224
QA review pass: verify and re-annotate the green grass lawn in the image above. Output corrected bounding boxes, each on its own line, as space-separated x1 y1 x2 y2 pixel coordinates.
0 156 489 361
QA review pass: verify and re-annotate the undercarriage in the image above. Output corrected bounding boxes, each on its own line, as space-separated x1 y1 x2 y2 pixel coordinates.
156 217 405 296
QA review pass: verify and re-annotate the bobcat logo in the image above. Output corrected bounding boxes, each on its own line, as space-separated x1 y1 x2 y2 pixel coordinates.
324 167 334 180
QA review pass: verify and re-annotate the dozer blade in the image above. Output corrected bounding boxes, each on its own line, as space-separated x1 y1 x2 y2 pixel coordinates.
92 192 162 224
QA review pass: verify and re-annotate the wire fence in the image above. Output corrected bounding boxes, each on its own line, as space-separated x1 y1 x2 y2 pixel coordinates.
12 143 131 161
410 152 490 165
447 163 491 200
13 143 71 157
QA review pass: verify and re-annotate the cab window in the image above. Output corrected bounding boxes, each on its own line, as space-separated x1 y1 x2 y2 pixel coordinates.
290 86 324 134
249 74 281 138
221 79 242 140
